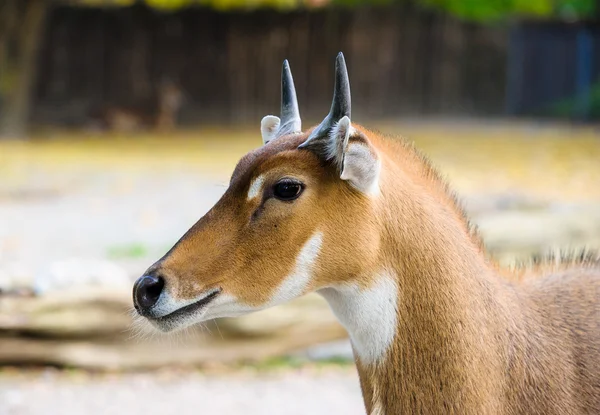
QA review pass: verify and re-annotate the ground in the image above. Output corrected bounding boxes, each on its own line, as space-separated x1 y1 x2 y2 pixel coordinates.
1 366 363 415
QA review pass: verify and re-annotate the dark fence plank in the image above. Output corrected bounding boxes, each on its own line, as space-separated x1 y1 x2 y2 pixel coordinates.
507 22 600 120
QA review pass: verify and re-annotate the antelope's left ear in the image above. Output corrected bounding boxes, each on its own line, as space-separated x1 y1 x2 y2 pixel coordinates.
323 116 381 195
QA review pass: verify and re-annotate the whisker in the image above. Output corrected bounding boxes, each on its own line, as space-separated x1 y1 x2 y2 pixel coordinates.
214 319 224 341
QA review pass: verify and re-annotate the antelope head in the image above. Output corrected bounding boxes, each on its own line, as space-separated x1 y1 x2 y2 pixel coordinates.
133 53 383 332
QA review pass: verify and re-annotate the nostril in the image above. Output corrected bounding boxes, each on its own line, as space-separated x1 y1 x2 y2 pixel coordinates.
134 275 165 312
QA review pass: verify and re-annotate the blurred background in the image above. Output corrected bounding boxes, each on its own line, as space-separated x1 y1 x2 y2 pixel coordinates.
1 0 600 414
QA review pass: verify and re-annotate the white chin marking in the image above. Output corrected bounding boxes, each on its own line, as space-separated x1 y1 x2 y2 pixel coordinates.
148 310 206 333
143 288 221 332
319 271 398 366
247 175 265 201
150 288 214 317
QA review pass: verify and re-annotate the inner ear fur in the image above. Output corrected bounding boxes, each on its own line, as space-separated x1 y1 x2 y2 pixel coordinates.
319 116 380 195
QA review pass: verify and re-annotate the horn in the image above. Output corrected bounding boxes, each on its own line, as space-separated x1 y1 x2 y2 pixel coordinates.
279 59 301 134
329 52 351 121
300 52 351 145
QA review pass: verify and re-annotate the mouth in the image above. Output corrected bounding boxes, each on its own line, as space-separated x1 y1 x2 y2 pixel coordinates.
148 288 221 326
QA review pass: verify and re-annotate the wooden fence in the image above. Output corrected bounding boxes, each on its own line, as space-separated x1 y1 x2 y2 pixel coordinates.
33 4 509 125
506 22 600 120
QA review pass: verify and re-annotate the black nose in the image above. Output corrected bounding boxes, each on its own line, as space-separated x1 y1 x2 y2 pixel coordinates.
133 275 165 314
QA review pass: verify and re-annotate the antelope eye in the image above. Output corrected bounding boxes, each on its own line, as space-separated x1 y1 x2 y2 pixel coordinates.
273 179 303 201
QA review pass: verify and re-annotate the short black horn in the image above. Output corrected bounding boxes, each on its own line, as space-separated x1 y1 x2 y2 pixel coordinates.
329 52 351 121
300 52 351 145
280 59 301 134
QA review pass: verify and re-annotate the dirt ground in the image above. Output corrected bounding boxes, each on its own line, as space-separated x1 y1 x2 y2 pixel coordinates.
1 367 363 415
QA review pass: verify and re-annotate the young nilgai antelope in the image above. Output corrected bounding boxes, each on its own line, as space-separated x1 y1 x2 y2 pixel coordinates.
133 53 600 414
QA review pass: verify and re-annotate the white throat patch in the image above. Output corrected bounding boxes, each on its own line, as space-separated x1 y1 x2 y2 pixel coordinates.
268 231 323 305
319 271 398 366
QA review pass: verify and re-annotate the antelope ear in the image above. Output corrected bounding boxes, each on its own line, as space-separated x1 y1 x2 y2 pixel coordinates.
332 117 381 195
261 115 281 145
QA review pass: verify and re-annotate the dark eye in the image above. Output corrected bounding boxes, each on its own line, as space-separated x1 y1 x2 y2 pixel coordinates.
273 180 303 201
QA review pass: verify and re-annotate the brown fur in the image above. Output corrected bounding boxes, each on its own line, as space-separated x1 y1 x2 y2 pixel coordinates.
146 124 600 414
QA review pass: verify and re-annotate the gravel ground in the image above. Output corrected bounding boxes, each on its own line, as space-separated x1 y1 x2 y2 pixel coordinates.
0 369 364 415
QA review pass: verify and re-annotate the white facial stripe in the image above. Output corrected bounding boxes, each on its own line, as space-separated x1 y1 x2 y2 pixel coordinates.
210 231 324 318
268 231 323 306
319 271 398 365
247 175 265 200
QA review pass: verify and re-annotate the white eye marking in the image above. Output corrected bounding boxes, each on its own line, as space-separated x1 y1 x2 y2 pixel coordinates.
270 231 323 305
319 271 398 365
247 175 265 200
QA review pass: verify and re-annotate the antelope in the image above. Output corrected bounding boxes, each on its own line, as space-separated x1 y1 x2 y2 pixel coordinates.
133 53 600 414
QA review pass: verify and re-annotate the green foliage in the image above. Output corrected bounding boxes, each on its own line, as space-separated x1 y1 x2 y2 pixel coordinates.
420 0 596 21
77 0 136 6
70 0 597 17
76 0 307 10
544 82 600 119
556 0 597 19
145 0 194 9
